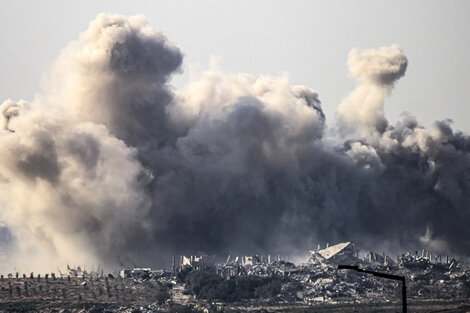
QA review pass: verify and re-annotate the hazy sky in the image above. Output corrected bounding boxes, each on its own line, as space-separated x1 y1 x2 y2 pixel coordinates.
1 0 469 132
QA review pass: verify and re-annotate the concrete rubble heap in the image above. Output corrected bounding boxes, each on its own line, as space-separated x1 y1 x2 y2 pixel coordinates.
168 244 470 305
2 244 468 311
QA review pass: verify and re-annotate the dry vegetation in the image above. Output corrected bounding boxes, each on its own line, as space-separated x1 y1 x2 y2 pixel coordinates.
0 274 167 306
0 274 469 312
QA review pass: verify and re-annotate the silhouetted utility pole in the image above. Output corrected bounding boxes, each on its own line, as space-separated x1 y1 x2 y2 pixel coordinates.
338 265 407 313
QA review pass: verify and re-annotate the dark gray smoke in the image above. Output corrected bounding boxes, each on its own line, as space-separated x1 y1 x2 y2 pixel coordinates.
0 14 469 271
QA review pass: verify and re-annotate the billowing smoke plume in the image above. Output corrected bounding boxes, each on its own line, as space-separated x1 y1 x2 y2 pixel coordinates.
1 14 469 271
336 45 408 140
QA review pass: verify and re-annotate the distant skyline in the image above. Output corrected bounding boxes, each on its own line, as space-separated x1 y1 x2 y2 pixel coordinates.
1 0 470 132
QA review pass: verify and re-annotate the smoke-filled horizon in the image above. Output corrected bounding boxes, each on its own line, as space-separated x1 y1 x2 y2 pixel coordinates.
0 14 469 271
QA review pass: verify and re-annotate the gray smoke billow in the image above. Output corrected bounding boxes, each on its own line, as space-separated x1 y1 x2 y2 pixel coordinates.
0 14 469 271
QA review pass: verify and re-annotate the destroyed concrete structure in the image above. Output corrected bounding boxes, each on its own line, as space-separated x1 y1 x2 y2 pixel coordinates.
2 242 468 311
207 243 470 305
181 255 216 270
69 243 470 306
367 251 395 266
308 242 358 265
119 268 153 278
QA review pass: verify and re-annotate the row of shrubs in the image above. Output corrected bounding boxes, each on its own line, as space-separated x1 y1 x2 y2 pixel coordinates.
178 267 281 302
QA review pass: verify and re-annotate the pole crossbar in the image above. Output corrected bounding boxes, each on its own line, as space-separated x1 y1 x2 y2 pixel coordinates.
338 265 407 313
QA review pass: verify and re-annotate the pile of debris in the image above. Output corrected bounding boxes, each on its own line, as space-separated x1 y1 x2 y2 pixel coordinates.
47 244 469 307
210 242 470 304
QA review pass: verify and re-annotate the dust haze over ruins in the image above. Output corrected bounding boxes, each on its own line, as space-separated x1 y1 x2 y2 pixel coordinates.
0 13 469 272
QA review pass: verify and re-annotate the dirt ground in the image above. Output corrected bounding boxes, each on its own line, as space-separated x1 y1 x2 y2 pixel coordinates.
0 277 469 312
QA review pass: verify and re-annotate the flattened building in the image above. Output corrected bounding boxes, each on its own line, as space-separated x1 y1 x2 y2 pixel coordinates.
309 242 357 264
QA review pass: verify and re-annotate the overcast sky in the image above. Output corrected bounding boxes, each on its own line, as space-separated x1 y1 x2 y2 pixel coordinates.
1 0 469 132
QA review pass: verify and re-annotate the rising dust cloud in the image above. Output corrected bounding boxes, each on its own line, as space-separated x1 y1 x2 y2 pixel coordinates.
0 14 469 272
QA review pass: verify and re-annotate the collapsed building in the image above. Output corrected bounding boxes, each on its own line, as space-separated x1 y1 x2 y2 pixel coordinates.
111 242 468 306
367 251 395 266
120 268 153 278
4 243 466 308
208 243 470 304
308 242 358 265
2 243 467 312
181 255 216 271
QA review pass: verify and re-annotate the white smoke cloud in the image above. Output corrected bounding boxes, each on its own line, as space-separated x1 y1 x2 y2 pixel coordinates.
348 45 408 85
0 14 469 272
0 98 151 271
0 99 26 131
336 45 408 140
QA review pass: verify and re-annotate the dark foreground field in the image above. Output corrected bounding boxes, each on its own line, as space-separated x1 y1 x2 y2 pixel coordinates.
0 299 470 313
0 277 469 312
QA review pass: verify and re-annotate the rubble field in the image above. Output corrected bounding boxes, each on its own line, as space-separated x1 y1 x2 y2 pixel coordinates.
1 243 470 312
